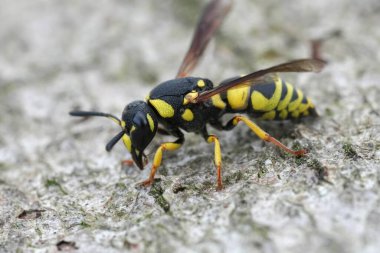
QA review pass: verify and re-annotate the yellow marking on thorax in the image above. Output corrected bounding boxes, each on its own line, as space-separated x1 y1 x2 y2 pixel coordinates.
211 94 226 109
197 79 205 88
277 82 294 111
251 78 282 111
181 109 194 121
122 134 132 152
288 89 304 112
183 91 199 105
121 120 126 128
149 99 175 118
146 113 155 132
227 86 250 110
261 110 276 120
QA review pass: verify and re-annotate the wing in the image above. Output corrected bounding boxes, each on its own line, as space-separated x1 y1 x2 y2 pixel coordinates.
176 0 232 78
193 59 326 103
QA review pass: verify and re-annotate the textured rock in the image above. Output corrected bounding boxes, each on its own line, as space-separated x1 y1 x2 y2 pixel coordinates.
0 0 379 252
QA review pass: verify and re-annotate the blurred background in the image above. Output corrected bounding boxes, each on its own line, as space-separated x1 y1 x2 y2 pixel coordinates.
1 0 379 252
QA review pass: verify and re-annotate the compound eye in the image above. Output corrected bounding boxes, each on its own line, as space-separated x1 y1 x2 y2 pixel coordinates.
132 111 148 128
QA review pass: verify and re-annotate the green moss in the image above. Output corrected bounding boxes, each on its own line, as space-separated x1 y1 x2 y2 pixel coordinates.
257 167 268 179
324 107 334 116
79 220 91 228
251 222 270 239
307 159 323 170
307 159 331 184
182 183 199 192
224 170 244 185
183 180 216 193
35 227 42 237
156 196 170 213
200 181 215 191
230 204 270 239
149 182 170 213
291 141 303 153
44 178 68 195
289 141 308 165
294 156 307 166
0 162 7 171
342 142 358 159
115 211 126 218
158 165 168 176
172 184 187 194
115 182 127 190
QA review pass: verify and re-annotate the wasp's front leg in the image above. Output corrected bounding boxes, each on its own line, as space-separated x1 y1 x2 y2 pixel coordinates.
139 129 184 187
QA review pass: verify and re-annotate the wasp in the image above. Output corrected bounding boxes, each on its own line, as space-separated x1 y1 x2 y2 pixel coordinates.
70 0 325 190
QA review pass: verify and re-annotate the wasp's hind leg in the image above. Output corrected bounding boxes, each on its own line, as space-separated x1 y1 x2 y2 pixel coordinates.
201 127 223 191
221 115 307 156
139 129 184 187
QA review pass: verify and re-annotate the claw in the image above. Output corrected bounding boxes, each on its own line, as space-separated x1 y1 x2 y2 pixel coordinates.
121 159 134 166
139 178 154 187
294 149 308 157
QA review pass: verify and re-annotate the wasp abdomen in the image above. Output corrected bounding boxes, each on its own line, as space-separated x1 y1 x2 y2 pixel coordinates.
212 77 317 120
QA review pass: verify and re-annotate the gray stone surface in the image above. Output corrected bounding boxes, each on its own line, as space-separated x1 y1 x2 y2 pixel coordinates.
1 0 379 252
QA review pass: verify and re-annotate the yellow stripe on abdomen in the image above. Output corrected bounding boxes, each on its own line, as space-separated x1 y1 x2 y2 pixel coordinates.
277 82 293 111
251 77 282 111
288 89 304 112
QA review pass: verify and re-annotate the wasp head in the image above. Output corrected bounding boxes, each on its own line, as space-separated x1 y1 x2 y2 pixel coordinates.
121 101 158 170
69 100 158 170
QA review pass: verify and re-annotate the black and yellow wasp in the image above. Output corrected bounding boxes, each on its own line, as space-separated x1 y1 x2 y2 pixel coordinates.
70 0 325 190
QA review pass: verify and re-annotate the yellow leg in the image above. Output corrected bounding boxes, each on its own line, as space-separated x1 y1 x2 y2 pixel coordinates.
233 115 306 156
207 135 223 190
139 141 182 187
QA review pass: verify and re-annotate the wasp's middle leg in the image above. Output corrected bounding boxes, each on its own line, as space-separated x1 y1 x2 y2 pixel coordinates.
201 127 223 190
